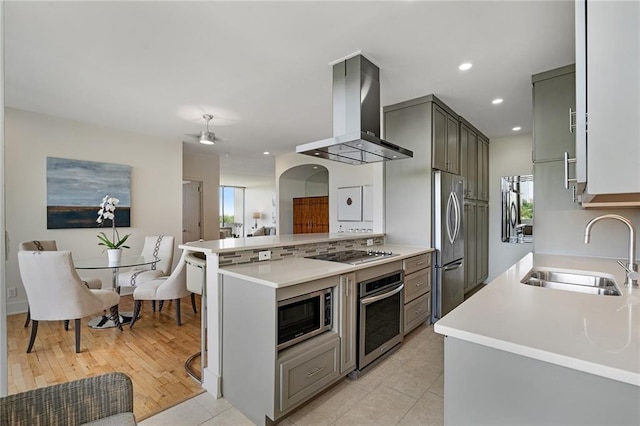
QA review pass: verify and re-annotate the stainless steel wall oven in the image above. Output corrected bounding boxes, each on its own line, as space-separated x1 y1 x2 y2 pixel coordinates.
357 271 404 370
277 288 333 350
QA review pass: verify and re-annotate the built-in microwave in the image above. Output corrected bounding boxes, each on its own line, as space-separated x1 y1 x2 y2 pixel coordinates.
277 288 333 350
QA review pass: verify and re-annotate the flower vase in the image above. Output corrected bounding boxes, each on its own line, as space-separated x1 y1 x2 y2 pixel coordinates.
107 248 122 264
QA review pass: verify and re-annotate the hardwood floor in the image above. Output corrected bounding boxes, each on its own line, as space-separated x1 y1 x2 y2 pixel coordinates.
7 294 204 420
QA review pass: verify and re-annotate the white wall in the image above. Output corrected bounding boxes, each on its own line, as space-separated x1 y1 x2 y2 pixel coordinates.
305 170 329 196
5 108 183 315
487 133 534 282
534 159 640 259
275 152 384 234
183 146 220 241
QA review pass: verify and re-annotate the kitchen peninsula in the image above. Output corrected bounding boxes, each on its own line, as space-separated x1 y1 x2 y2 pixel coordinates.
435 253 640 425
179 233 432 424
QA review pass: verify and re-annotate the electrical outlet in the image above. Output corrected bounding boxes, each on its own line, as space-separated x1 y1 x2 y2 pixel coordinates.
7 287 17 298
259 250 271 261
366 239 374 246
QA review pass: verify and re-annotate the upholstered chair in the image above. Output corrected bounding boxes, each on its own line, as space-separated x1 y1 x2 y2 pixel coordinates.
129 250 195 328
17 251 122 353
19 240 103 327
117 235 175 294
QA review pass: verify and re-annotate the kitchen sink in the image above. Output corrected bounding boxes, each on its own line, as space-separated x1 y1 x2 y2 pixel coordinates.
521 268 621 296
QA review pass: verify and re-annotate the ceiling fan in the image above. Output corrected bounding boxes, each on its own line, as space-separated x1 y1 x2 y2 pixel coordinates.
185 114 219 145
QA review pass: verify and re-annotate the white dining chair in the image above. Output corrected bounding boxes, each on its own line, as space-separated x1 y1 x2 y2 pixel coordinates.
19 240 103 328
17 251 122 353
117 235 175 294
129 250 196 328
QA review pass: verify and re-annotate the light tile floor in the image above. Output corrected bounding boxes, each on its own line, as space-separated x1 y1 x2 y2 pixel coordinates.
140 324 444 426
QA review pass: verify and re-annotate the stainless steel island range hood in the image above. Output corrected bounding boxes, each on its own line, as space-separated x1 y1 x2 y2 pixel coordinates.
296 54 413 165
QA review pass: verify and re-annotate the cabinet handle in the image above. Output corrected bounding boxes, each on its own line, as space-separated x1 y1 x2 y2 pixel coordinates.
415 281 424 287
563 151 577 190
416 261 425 266
569 108 576 133
416 308 423 314
307 367 324 378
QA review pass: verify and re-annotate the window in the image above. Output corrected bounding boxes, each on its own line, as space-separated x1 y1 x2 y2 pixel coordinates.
220 186 245 237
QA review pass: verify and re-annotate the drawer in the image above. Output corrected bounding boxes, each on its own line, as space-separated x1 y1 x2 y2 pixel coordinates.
278 334 340 413
404 268 431 303
404 292 431 335
404 253 431 275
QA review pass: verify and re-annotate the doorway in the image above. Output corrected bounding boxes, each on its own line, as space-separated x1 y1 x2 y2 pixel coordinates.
183 180 203 243
278 164 329 234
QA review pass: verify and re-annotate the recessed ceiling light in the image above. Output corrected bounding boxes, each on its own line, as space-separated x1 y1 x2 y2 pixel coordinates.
458 62 473 71
512 126 522 131
263 151 270 155
492 98 504 105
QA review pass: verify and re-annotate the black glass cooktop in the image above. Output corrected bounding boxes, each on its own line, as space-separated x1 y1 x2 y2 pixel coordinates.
306 249 397 265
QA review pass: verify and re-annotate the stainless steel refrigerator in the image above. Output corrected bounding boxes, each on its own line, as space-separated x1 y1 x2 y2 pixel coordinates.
432 170 465 320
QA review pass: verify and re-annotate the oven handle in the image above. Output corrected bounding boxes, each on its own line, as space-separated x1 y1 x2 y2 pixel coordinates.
361 283 404 306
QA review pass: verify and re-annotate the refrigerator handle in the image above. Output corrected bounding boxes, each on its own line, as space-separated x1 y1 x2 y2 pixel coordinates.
446 192 455 244
452 191 461 242
443 261 463 271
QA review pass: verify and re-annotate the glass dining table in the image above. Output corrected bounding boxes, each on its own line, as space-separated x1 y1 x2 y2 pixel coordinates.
75 255 160 329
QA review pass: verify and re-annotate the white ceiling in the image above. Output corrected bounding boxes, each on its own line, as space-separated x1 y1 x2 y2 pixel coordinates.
4 1 575 177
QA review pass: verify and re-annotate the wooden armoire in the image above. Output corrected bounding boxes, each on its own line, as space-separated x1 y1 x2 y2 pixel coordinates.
293 196 329 233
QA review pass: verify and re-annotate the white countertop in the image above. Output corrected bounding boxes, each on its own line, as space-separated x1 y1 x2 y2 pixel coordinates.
179 233 385 254
219 245 432 288
434 252 640 386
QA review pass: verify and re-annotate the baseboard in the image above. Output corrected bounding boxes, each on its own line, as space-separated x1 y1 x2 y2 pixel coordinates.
7 300 28 316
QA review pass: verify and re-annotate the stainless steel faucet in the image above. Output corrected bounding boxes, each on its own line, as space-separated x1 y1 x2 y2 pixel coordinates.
584 214 638 287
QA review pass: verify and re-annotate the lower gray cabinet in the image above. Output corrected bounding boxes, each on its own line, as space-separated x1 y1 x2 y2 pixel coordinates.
476 202 489 283
404 292 431 333
277 332 340 414
338 273 357 374
403 253 432 335
463 200 477 293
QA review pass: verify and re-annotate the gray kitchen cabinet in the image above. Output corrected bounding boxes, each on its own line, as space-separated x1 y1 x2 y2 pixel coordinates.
403 253 432 335
277 332 341 413
532 65 576 163
460 121 478 199
338 273 356 374
221 274 344 424
574 0 640 204
404 293 431 334
404 268 431 303
477 136 490 202
476 201 489 284
432 103 460 175
463 200 477 294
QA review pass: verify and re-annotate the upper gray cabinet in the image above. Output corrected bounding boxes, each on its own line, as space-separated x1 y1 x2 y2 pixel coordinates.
432 103 460 175
532 65 575 163
460 121 478 199
575 0 640 206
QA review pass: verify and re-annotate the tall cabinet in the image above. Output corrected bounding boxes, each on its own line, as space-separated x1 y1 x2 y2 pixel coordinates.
459 117 490 295
383 96 489 297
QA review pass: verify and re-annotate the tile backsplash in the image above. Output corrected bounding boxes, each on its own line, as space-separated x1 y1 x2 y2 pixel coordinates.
218 236 384 266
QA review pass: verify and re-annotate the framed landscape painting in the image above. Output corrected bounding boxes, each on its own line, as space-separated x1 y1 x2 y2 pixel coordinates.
46 157 131 229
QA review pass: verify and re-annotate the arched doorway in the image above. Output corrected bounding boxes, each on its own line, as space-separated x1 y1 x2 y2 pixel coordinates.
278 164 329 235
